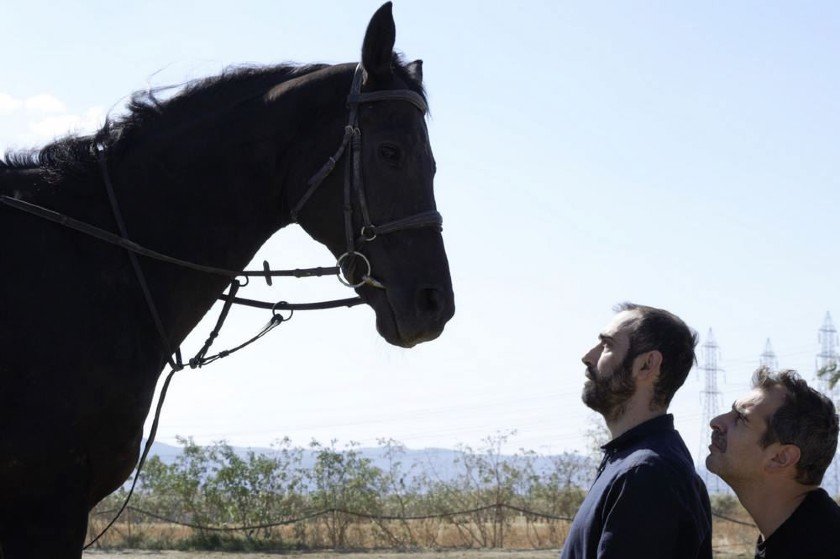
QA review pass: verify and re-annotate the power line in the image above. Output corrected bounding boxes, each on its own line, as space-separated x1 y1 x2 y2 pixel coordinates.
698 328 724 492
759 338 778 370
815 311 840 496
816 311 839 404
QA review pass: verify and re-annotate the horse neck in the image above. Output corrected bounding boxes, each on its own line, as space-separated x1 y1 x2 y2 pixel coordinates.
100 64 353 347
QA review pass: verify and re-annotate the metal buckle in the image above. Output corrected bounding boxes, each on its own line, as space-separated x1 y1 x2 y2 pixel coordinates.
271 301 293 323
360 225 377 242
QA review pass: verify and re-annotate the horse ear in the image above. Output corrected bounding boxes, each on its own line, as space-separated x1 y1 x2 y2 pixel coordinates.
406 59 423 84
361 2 396 80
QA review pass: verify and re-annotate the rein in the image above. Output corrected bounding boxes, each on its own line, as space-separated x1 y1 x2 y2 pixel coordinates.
0 195 348 286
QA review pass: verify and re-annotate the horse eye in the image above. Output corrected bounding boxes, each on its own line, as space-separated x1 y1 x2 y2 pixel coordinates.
378 143 402 164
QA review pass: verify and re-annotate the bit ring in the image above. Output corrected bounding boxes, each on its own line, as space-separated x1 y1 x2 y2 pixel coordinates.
336 251 372 288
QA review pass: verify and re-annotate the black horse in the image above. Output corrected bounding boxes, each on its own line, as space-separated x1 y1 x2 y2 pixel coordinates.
0 3 454 556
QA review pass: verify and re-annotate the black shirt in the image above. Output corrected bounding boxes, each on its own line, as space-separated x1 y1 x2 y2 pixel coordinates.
755 488 840 559
561 414 712 559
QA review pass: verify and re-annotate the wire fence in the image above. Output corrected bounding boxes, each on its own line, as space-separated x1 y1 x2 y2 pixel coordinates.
85 501 755 551
94 503 575 531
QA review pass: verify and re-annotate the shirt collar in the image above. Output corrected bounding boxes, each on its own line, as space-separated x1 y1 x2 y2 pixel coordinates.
602 413 675 453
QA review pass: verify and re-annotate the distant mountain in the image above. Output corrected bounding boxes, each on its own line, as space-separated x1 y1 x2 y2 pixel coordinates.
147 440 183 463
144 440 594 486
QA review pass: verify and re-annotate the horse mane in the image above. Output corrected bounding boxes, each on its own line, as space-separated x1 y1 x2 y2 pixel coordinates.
0 54 425 183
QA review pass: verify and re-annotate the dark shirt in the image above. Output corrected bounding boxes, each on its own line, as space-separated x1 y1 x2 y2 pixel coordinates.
560 414 712 559
754 488 840 558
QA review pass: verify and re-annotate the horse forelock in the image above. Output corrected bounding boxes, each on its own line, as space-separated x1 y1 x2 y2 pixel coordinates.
390 52 427 105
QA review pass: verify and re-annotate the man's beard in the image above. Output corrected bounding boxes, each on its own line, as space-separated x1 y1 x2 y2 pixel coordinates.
582 357 636 422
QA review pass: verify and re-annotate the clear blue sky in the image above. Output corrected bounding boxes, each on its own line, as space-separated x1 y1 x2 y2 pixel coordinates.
2 1 839 462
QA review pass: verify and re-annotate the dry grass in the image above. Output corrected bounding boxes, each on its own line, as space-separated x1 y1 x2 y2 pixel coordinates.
710 517 756 558
85 514 756 557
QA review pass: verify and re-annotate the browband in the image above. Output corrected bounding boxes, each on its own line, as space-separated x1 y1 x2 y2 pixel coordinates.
347 91 427 113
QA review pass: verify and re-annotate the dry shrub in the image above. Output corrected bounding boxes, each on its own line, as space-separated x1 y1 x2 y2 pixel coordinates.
86 515 573 550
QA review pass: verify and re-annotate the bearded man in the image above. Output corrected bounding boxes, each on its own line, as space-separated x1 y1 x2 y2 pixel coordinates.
561 303 712 559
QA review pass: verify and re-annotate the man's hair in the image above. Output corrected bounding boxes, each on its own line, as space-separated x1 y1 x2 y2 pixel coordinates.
614 302 698 409
752 367 839 486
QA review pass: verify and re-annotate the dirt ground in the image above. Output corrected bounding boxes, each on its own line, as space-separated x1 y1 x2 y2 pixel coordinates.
83 551 560 559
82 549 749 559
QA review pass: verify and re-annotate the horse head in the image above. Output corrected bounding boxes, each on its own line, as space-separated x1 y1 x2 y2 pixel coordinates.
287 3 455 348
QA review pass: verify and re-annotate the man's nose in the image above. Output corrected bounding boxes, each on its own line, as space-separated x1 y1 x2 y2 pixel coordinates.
582 346 598 367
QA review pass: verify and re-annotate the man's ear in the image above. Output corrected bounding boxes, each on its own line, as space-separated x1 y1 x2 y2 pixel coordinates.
634 350 662 381
766 444 802 475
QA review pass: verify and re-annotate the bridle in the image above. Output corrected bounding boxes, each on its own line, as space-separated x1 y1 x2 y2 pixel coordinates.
0 62 443 366
290 63 443 290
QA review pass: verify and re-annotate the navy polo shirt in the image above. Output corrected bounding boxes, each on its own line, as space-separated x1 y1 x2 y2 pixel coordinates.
561 414 712 559
754 487 840 558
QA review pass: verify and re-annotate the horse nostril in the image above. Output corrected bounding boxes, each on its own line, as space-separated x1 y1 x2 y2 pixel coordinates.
416 287 444 317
